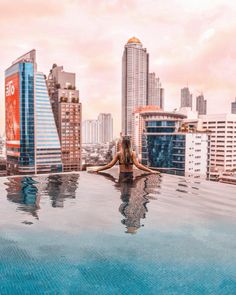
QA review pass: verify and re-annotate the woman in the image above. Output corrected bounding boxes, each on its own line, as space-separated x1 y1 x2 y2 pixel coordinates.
90 136 159 175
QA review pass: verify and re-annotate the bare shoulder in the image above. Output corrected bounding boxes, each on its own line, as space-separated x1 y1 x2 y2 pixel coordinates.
132 151 137 160
116 151 121 159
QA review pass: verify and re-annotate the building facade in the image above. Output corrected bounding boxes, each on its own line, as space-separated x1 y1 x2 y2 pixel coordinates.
148 73 164 109
231 98 236 114
5 50 62 175
200 114 236 179
180 87 192 109
196 94 207 115
97 113 113 144
47 64 82 171
133 109 208 177
82 120 98 144
122 37 149 136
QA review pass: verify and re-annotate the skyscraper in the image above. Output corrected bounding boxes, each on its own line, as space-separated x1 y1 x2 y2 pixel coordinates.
148 73 164 109
82 120 98 144
98 113 113 144
180 87 192 109
5 50 62 175
231 98 236 114
47 64 82 172
196 94 207 115
122 37 149 136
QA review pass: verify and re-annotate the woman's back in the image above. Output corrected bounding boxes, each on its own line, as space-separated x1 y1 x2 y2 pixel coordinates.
118 151 134 173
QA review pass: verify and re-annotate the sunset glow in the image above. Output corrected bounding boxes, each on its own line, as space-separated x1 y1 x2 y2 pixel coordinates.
1 0 236 136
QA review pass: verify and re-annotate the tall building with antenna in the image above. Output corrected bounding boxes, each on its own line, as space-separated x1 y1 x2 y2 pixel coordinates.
196 94 207 115
180 87 192 109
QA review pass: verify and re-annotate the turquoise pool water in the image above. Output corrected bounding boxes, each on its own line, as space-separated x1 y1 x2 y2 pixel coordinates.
0 169 235 294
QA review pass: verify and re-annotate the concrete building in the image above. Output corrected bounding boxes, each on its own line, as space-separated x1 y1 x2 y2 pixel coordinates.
122 37 149 136
82 120 98 144
98 113 113 144
134 108 209 177
196 94 207 115
200 114 236 179
231 98 236 114
5 50 62 175
148 73 164 109
181 87 192 109
47 64 82 172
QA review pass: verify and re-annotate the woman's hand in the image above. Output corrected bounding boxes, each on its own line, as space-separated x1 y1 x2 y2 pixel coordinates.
87 169 99 174
152 170 160 175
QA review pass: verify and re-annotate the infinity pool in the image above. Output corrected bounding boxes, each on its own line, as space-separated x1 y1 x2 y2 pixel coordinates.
0 169 235 294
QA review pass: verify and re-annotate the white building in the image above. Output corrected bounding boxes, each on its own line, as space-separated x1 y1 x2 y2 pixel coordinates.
97 113 113 144
200 114 236 179
122 37 149 136
184 133 209 178
82 120 98 144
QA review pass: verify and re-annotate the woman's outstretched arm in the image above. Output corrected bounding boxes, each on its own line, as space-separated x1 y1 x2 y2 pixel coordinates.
94 153 119 172
132 152 160 174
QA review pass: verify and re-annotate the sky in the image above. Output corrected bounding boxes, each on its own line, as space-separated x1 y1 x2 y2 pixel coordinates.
1 0 236 137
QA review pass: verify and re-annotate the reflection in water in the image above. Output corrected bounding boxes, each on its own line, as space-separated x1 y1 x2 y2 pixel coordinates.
46 174 79 208
5 174 79 221
5 177 40 219
98 172 160 234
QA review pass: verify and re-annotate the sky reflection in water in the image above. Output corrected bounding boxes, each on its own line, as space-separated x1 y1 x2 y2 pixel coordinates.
0 170 236 294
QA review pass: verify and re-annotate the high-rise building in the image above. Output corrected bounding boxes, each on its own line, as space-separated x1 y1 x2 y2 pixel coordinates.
200 114 236 180
148 73 164 109
196 94 207 115
5 50 62 175
180 87 192 109
122 37 149 136
82 120 98 144
231 98 236 114
134 108 209 177
47 64 82 172
98 113 113 144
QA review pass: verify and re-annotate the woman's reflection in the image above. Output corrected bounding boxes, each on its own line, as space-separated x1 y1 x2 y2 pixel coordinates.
97 172 160 234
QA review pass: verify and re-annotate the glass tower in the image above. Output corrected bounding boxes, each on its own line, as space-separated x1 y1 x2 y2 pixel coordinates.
5 50 62 175
142 120 186 176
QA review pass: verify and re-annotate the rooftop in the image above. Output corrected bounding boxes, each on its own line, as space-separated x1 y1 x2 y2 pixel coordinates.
127 36 141 44
0 169 235 294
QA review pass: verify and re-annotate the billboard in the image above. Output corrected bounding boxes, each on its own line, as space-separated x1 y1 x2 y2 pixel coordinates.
5 72 20 150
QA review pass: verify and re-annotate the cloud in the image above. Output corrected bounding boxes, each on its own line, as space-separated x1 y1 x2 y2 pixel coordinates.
1 0 236 136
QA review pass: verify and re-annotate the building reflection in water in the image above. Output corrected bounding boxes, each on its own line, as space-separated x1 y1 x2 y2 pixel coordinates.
5 174 80 220
98 172 160 234
5 177 40 219
46 174 79 208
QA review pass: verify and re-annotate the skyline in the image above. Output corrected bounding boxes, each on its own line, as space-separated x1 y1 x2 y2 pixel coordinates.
1 0 236 136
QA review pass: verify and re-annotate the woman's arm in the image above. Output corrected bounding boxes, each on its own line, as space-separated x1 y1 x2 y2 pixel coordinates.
132 152 160 174
95 153 119 172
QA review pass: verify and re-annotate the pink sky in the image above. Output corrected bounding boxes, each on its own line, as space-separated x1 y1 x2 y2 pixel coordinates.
1 0 236 137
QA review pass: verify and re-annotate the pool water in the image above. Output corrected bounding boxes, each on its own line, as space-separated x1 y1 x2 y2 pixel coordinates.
0 169 236 294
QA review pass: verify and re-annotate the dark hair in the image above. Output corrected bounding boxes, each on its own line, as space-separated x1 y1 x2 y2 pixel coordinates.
121 136 133 167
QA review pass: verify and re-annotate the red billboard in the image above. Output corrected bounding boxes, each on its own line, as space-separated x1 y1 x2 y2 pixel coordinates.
5 73 20 150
